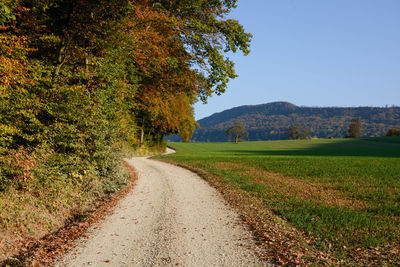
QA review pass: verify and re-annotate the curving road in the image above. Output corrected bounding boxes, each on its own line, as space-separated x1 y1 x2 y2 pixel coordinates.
57 155 269 266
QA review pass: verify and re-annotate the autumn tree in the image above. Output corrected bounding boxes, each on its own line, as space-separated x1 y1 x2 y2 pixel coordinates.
346 118 362 138
129 0 251 144
125 2 199 145
0 0 137 190
153 0 252 102
286 126 310 140
226 120 248 143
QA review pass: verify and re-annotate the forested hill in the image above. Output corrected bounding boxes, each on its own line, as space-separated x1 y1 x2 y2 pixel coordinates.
187 102 400 142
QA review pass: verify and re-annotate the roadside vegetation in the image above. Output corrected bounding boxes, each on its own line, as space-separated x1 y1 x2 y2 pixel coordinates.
159 137 400 265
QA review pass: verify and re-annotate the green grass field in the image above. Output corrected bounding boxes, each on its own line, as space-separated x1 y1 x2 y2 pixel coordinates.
157 137 400 264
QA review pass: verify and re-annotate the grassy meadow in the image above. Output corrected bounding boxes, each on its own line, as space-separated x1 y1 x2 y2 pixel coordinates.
157 137 400 264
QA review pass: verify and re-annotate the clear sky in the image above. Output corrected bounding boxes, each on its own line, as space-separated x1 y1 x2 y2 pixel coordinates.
194 0 400 120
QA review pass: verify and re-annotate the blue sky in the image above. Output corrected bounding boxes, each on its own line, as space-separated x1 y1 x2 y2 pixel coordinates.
194 0 400 120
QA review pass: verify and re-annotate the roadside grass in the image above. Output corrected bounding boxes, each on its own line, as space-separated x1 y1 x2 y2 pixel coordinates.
158 137 400 264
0 147 132 263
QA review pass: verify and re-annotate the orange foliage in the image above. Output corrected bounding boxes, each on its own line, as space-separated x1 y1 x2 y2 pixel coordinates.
0 33 36 93
125 1 199 138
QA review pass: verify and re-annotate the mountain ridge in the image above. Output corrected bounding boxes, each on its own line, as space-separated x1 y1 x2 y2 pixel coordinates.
173 102 400 142
198 101 298 126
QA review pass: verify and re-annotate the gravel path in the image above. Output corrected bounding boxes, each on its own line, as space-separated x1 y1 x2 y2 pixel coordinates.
57 155 269 267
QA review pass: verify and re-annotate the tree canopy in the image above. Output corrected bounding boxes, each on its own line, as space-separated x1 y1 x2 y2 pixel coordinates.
0 0 251 189
346 118 362 138
286 126 310 140
226 119 248 143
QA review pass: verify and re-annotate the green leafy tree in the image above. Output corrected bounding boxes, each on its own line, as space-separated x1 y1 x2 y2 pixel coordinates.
346 118 362 138
226 119 248 143
286 126 310 140
152 0 252 102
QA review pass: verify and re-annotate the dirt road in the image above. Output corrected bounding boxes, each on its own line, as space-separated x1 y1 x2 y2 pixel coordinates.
58 155 269 266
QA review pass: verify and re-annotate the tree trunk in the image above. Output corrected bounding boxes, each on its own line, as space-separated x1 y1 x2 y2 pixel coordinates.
140 118 145 144
140 127 144 144
53 45 66 86
85 54 89 74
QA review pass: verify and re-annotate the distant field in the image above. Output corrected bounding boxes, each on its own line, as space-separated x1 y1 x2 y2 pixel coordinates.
157 137 400 264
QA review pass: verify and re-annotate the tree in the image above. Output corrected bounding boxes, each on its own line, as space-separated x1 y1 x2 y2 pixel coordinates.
386 128 400 136
346 118 362 138
286 126 310 140
226 120 248 143
152 0 252 102
113 0 252 145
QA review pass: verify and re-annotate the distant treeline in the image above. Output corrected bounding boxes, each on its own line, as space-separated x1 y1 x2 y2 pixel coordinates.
168 102 400 142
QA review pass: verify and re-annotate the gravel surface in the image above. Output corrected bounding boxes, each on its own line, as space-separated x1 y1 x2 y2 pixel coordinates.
57 154 270 267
